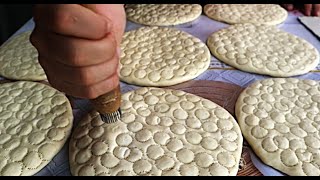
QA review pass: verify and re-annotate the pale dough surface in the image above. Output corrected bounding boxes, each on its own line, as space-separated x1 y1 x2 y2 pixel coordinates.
204 4 288 25
120 27 211 86
207 23 319 77
236 78 320 176
0 31 46 81
70 87 243 176
125 4 202 26
0 81 73 176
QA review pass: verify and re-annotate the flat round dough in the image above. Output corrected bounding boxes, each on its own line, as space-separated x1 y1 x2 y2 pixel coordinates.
204 4 288 25
120 27 211 86
70 87 243 176
236 78 320 176
0 81 73 176
0 31 46 81
207 23 319 77
125 4 202 26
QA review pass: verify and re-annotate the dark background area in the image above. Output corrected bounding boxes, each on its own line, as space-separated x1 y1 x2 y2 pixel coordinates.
0 4 33 44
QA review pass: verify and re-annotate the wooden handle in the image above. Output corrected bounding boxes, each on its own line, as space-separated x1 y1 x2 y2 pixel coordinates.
91 84 121 114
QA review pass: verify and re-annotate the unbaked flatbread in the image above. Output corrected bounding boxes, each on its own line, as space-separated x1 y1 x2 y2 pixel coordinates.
207 23 319 77
236 78 320 176
204 4 288 25
70 87 243 176
120 27 211 86
0 81 73 176
0 31 46 81
125 4 202 26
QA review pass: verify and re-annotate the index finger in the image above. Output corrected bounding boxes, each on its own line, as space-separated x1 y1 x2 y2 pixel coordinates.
33 4 112 40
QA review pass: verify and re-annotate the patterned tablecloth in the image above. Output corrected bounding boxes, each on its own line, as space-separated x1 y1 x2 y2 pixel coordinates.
1 9 319 176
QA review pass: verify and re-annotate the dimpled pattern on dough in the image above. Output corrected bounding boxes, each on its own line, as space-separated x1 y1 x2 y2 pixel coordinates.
0 81 73 176
125 4 202 26
120 27 211 86
204 4 288 25
70 87 243 176
236 78 320 176
207 24 319 77
0 31 46 81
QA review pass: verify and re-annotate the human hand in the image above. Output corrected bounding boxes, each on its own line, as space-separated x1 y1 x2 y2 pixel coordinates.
30 4 126 99
282 4 320 16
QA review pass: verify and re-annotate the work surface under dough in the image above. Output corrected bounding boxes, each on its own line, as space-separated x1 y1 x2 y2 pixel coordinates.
5 11 320 176
299 16 320 39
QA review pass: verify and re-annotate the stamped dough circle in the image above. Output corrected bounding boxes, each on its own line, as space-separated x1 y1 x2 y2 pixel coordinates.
207 23 319 77
70 87 243 176
0 81 73 176
120 27 211 86
204 4 288 25
0 31 46 81
236 78 320 176
125 4 202 26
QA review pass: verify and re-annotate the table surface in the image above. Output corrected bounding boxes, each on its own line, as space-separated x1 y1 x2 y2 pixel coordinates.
1 9 320 176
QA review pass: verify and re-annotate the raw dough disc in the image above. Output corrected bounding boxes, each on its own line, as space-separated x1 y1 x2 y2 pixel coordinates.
69 87 243 176
0 81 73 176
207 23 319 77
125 4 202 26
120 27 211 86
0 31 46 81
236 78 320 176
204 4 288 25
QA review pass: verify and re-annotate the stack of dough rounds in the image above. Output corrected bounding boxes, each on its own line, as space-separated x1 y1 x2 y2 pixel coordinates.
0 31 46 81
207 23 319 77
120 27 211 86
204 4 288 25
236 78 320 176
125 4 202 26
69 87 243 176
0 81 73 176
